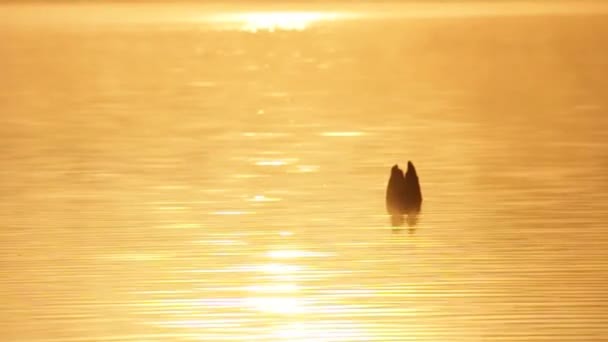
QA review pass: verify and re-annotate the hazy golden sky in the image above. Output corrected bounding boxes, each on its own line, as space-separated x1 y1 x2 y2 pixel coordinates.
1 0 607 31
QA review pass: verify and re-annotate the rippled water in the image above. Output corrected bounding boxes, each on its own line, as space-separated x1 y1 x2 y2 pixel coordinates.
1 3 608 341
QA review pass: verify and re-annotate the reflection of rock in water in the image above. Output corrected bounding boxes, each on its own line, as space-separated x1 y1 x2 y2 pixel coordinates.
406 212 419 227
390 214 404 227
386 161 422 227
392 213 419 233
391 212 420 229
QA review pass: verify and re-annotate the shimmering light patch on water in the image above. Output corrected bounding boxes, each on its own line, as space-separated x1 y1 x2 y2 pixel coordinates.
247 195 280 202
245 297 306 314
246 284 300 293
254 158 298 166
320 131 366 137
258 263 301 274
255 160 286 166
279 231 293 237
266 250 333 259
212 210 253 215
157 206 189 211
294 165 320 173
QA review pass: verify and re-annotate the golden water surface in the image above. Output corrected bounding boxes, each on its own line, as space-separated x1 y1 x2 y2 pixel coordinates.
1 3 608 341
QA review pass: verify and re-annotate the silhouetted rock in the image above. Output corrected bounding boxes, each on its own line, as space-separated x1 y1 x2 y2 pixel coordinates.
386 164 406 216
386 161 423 223
403 161 422 213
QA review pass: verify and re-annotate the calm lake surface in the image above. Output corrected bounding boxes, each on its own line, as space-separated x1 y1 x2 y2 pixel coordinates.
1 3 608 341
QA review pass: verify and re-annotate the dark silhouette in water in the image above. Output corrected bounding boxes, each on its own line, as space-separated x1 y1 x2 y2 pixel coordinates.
386 161 422 227
386 164 406 216
404 161 422 212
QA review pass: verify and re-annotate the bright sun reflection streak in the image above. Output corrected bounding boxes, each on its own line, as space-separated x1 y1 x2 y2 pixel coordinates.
246 297 305 314
213 12 346 32
253 158 298 166
255 160 286 166
247 195 280 202
247 284 299 293
267 250 332 259
259 263 300 274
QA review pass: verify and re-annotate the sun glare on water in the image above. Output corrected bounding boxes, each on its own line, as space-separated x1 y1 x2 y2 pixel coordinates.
213 11 347 32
